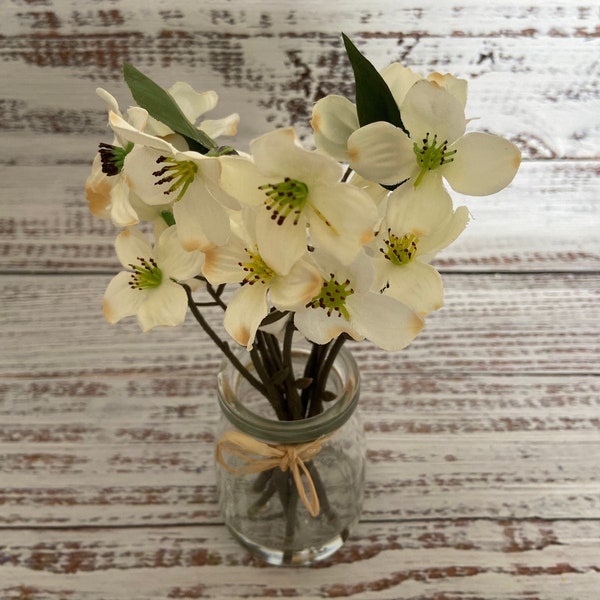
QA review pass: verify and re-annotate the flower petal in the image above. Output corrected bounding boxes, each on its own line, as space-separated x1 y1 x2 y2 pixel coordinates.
382 261 444 316
102 271 145 324
443 132 521 196
109 178 139 227
114 227 154 269
419 205 470 261
348 121 416 186
172 189 229 250
85 155 112 219
401 80 466 144
219 156 266 206
224 283 269 350
250 127 343 183
155 225 204 281
255 209 307 276
294 305 363 346
137 280 188 332
269 260 323 310
108 111 174 154
202 235 248 285
380 62 423 109
200 113 240 138
170 84 218 123
308 183 378 264
348 292 424 351
311 95 359 162
426 72 468 110
385 176 454 237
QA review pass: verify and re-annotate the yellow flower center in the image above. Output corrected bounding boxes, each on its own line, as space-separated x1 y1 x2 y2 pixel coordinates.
381 230 419 266
128 257 163 290
412 132 456 187
259 177 309 226
239 248 275 285
153 156 198 201
306 274 353 320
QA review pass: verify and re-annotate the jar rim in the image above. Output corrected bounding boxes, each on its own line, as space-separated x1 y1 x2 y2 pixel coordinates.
217 344 360 444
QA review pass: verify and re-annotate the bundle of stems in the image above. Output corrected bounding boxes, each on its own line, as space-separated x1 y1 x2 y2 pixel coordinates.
183 278 346 422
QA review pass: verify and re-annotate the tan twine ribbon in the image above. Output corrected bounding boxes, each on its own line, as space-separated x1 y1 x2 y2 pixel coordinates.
215 430 331 517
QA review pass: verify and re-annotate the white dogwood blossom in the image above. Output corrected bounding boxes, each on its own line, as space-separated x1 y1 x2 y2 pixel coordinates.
202 213 322 349
293 251 424 351
219 128 379 276
347 79 521 194
108 111 239 250
103 226 204 332
85 89 148 227
373 177 469 315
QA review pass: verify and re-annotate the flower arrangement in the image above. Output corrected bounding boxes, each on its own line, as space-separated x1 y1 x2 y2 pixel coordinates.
86 33 520 449
86 34 520 561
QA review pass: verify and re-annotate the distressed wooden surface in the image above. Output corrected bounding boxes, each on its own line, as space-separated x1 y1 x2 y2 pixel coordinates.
1 0 599 598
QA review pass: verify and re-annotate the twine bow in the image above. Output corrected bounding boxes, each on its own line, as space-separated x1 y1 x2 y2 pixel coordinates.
215 430 329 517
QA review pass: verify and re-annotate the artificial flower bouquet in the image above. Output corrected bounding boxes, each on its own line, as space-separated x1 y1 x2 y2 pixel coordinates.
86 33 520 560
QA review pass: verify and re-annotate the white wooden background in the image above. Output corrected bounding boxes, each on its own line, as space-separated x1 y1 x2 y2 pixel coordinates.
1 1 599 598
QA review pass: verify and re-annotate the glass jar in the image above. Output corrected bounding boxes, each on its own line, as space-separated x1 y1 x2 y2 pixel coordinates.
215 344 366 566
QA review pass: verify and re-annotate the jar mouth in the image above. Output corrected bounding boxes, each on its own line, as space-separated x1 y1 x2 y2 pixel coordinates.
217 344 360 444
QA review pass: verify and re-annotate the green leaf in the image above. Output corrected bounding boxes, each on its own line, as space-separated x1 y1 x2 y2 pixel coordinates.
122 63 217 154
342 33 406 133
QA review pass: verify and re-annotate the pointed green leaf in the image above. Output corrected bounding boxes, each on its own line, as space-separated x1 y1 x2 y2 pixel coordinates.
342 33 407 133
123 63 217 154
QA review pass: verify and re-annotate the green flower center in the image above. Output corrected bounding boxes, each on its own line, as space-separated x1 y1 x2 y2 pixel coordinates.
306 274 353 320
153 156 198 201
128 257 163 290
239 248 275 285
259 177 309 226
380 230 419 266
412 132 456 187
98 142 134 176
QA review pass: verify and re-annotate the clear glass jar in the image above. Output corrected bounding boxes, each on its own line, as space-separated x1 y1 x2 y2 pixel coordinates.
215 344 366 566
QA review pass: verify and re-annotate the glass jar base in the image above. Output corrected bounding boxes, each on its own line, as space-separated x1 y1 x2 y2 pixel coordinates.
227 523 351 566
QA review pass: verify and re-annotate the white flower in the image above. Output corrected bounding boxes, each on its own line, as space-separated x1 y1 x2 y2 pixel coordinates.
373 177 469 316
311 64 465 165
347 79 521 194
85 89 148 227
103 226 204 332
202 213 322 350
219 128 379 275
108 111 239 250
293 251 424 351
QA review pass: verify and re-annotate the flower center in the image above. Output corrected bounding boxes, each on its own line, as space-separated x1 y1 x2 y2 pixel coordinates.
128 257 163 290
239 248 275 285
380 230 419 266
98 142 134 176
259 177 309 226
306 274 353 320
153 156 198 201
412 132 456 187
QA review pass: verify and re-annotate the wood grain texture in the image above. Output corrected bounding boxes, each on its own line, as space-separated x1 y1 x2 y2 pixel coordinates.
1 0 599 597
1 520 599 599
2 273 598 376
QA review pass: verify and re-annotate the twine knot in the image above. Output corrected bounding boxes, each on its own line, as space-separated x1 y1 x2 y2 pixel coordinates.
215 430 330 517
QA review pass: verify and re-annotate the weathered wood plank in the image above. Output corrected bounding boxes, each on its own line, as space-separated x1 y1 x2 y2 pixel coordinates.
2 273 598 377
1 520 599 599
0 2 598 161
1 369 598 526
1 161 599 272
